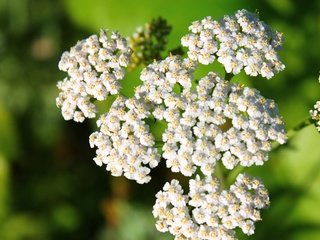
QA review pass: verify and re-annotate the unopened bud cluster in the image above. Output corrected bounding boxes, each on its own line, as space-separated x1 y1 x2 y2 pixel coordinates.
127 17 172 70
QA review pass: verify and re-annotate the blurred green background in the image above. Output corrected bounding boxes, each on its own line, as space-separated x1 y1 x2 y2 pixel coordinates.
0 0 320 239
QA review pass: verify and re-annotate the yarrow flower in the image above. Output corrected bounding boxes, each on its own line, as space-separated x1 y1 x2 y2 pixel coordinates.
136 56 286 176
89 55 286 181
310 101 320 132
56 30 132 122
56 11 289 240
135 55 197 103
89 96 160 184
309 74 320 132
153 173 269 240
181 9 285 79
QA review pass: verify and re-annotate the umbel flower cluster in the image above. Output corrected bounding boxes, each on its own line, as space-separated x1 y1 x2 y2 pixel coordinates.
181 10 285 79
57 29 132 122
310 76 320 132
310 101 320 132
56 9 287 239
153 174 269 239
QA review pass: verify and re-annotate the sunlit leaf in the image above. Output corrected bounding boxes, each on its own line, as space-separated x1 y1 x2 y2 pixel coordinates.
0 104 19 158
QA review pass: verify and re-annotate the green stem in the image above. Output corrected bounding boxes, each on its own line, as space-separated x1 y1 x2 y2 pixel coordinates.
224 72 234 81
154 141 163 147
286 116 313 143
226 165 244 186
215 162 226 188
292 117 313 132
119 90 130 98
273 116 313 152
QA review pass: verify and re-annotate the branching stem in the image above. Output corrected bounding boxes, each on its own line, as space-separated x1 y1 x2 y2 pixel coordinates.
224 72 234 81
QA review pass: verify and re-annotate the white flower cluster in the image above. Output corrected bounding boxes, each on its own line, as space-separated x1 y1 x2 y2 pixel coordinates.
309 75 320 132
153 174 269 240
89 96 160 184
135 55 197 103
56 30 132 122
136 56 286 176
196 72 287 169
56 11 288 240
310 101 320 132
181 9 285 79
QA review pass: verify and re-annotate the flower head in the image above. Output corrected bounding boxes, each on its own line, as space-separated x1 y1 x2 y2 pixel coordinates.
181 9 285 79
56 13 289 240
135 55 197 104
310 101 320 132
89 96 160 184
153 173 269 239
309 75 320 132
56 30 132 122
137 56 287 176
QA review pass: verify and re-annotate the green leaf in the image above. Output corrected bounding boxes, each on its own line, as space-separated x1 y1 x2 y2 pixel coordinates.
0 155 10 220
0 104 19 158
62 0 249 39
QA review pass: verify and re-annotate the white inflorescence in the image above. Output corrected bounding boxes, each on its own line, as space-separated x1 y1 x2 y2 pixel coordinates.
135 55 197 103
153 173 269 240
136 56 287 176
309 75 320 132
181 9 285 79
89 96 160 184
56 12 288 239
56 30 132 122
310 101 320 132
